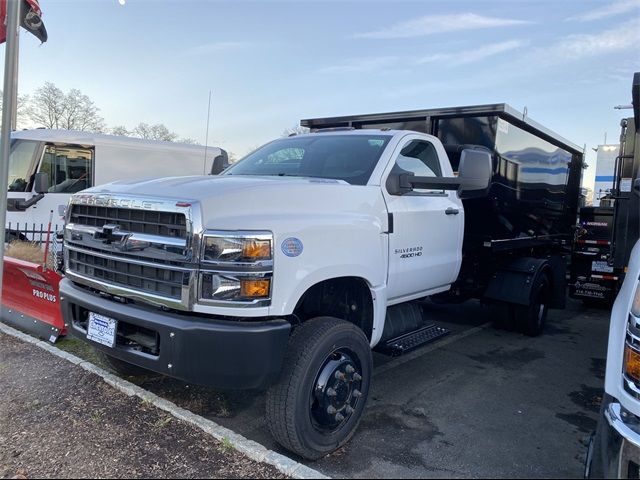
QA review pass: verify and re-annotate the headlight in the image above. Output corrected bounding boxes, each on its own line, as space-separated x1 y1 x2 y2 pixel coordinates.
199 231 273 305
202 231 272 263
201 272 271 302
631 280 640 317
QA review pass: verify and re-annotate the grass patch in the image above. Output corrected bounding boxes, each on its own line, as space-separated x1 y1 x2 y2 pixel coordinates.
56 337 107 369
5 241 56 270
217 437 234 454
153 415 172 429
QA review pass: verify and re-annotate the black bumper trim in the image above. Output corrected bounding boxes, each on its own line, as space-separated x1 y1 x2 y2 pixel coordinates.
59 278 291 390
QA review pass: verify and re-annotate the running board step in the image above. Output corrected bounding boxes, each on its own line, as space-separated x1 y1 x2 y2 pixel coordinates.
376 324 450 357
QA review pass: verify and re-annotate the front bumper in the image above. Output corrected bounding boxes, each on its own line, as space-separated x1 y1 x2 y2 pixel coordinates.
588 395 640 478
59 279 291 390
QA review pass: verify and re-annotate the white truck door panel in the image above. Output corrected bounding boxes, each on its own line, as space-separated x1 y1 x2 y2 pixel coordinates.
382 135 464 301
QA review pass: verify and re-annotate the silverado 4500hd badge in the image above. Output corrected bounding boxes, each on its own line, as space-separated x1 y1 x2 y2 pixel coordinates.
395 246 423 259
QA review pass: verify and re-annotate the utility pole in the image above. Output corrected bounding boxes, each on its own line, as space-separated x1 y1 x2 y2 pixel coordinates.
0 0 22 302
10 29 18 130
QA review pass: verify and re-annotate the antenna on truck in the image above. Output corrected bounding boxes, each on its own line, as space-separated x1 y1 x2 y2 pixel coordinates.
203 90 212 175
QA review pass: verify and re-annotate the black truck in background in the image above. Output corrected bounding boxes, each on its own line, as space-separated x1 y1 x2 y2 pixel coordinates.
570 73 640 303
302 103 584 330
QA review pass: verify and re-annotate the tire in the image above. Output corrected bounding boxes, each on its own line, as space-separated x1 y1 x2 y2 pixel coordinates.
266 317 372 460
513 274 550 337
97 350 156 377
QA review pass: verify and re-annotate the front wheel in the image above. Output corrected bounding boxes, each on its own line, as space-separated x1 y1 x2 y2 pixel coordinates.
266 317 372 460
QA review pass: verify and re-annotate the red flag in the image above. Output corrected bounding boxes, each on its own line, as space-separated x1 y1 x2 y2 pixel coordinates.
0 0 48 44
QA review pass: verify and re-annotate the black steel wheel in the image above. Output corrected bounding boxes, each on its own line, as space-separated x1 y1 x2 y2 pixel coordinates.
513 274 550 337
266 317 372 460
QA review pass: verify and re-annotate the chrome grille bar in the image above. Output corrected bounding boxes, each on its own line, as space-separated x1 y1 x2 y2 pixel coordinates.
69 204 187 239
65 194 201 310
68 249 186 300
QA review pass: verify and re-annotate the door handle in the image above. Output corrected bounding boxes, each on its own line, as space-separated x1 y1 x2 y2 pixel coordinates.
445 208 460 215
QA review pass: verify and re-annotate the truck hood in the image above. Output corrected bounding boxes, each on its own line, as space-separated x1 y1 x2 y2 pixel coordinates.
82 175 389 232
85 174 349 200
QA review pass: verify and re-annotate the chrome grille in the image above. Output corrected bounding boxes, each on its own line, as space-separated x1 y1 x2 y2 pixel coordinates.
68 249 186 300
69 205 187 239
64 194 198 310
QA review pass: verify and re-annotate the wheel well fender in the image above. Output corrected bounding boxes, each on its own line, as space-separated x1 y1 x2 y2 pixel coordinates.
293 277 375 341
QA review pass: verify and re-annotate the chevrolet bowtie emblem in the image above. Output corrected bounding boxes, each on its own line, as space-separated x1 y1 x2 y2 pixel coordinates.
98 224 124 245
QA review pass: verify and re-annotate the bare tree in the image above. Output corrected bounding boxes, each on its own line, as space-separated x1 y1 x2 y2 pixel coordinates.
62 89 106 131
131 123 178 142
178 137 199 145
27 82 105 132
0 90 31 128
110 125 130 136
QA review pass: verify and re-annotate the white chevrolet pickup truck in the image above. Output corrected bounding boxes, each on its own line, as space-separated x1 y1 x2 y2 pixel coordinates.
60 107 582 459
587 242 640 478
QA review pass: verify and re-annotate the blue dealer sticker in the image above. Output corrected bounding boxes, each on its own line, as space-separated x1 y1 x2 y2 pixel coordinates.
281 237 303 257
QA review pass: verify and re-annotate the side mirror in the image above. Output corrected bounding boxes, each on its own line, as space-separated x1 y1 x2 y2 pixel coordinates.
210 150 229 175
633 178 640 197
33 172 49 194
457 147 492 199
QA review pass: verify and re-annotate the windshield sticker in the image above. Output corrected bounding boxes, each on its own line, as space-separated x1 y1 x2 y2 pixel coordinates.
282 237 303 257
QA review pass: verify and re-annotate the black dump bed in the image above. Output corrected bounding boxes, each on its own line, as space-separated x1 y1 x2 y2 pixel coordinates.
302 104 584 252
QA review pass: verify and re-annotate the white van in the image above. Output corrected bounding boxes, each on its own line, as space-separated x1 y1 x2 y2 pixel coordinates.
6 129 228 242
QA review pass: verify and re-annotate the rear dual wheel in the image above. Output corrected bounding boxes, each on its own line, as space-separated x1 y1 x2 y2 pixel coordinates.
490 274 550 337
266 317 372 460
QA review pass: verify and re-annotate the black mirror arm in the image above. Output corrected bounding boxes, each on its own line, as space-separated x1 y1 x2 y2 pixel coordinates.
404 174 462 191
7 194 45 212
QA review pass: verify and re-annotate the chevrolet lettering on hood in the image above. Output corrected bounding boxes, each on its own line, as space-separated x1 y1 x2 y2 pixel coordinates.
73 194 164 210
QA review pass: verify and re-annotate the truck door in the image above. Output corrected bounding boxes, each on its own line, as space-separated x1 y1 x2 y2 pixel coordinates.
32 144 95 233
382 135 464 302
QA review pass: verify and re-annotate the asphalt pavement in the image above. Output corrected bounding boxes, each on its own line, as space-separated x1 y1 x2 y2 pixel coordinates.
130 298 608 478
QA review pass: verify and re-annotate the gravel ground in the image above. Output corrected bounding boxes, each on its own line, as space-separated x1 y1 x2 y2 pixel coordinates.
0 333 286 479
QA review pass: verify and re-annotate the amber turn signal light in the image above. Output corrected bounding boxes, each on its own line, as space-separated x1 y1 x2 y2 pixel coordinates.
240 279 270 298
624 344 640 383
242 240 271 260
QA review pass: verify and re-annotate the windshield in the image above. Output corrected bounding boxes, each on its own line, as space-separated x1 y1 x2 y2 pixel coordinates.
224 134 391 185
8 140 40 192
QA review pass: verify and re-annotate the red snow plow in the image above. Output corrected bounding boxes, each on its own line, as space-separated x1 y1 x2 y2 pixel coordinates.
1 256 65 342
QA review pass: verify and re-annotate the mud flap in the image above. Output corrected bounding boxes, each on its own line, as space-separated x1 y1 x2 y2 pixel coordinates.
483 257 551 307
1 257 65 342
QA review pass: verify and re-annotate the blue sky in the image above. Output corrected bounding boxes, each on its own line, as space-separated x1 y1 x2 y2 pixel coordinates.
5 0 640 188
